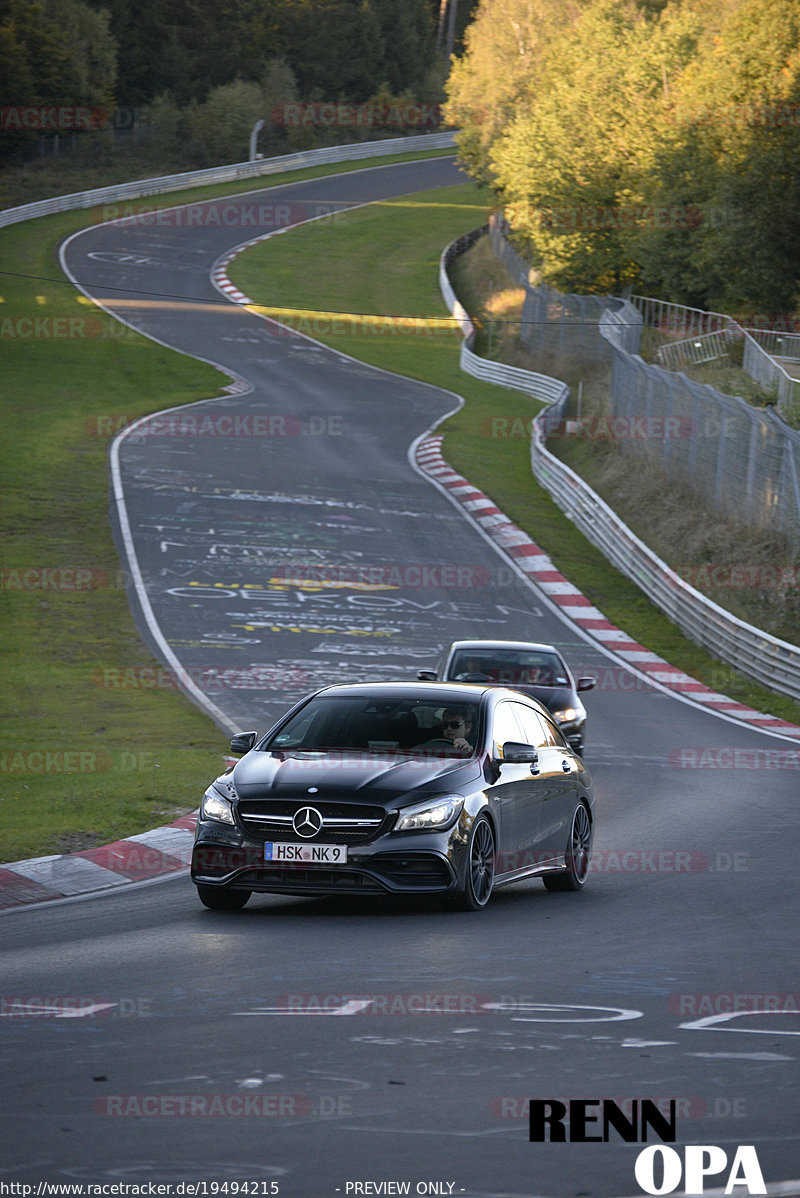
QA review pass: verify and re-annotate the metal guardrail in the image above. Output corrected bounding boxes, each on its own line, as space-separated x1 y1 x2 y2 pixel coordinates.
0 132 456 229
439 230 569 408
439 229 800 702
529 425 800 701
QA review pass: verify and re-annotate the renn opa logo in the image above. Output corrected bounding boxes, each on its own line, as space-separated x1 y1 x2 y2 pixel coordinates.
528 1100 766 1195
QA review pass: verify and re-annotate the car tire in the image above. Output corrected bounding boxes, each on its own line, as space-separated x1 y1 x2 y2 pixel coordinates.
196 883 251 911
455 813 496 911
543 802 592 892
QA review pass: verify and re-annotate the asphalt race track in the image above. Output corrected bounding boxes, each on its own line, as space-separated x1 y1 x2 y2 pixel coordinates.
2 157 799 1198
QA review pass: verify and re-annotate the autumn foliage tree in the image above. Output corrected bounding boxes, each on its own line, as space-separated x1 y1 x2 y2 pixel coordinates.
447 0 800 312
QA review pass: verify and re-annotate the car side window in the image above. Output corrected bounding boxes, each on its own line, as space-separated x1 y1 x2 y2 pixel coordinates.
492 702 526 757
511 702 548 748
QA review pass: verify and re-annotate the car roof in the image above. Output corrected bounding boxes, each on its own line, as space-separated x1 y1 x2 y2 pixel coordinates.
445 639 565 656
311 680 550 708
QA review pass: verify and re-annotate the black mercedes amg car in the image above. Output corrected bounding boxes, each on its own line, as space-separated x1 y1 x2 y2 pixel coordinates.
191 681 595 912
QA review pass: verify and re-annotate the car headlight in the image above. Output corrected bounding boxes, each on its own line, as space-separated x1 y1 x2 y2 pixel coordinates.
393 795 464 833
201 781 235 825
553 706 579 725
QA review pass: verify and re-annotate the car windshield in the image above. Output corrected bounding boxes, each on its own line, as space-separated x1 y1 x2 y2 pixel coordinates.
448 649 569 688
265 695 481 756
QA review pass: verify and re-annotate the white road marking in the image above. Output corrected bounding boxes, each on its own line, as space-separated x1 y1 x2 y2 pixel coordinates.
680 1010 800 1035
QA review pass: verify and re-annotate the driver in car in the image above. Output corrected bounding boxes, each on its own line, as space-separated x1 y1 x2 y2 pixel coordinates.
424 707 474 753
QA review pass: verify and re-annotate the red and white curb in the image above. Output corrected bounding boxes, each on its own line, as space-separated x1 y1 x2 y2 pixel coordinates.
212 236 273 304
415 434 800 741
0 813 198 911
211 225 294 309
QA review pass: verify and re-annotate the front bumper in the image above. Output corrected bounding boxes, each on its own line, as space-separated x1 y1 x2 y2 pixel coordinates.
191 824 462 898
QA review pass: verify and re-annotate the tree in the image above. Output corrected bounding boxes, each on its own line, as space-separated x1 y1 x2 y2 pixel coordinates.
189 78 265 164
635 0 800 312
443 0 581 182
490 0 702 291
372 0 435 94
0 0 117 162
87 0 270 107
54 0 117 105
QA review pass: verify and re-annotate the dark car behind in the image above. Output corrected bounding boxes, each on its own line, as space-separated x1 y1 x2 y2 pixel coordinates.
418 639 596 754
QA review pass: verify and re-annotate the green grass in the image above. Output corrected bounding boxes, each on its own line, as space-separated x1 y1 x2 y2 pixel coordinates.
228 185 800 729
0 212 228 862
0 147 454 864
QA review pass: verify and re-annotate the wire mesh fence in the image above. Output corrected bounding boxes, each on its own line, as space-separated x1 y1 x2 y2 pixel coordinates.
485 220 800 545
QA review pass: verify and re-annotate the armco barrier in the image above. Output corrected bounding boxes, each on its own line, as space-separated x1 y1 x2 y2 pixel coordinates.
439 230 569 409
439 229 800 702
0 132 456 229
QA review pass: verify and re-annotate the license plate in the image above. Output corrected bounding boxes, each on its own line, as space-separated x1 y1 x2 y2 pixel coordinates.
264 842 348 865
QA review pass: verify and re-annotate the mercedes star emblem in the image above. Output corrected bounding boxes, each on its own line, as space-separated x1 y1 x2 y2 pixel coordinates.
293 806 323 839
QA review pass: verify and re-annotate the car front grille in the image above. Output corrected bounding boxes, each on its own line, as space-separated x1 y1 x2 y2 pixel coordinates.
233 853 452 895
236 868 386 894
236 799 389 844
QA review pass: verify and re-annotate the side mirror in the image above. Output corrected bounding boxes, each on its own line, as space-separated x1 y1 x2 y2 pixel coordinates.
230 730 257 755
577 677 596 692
501 741 539 765
417 669 437 681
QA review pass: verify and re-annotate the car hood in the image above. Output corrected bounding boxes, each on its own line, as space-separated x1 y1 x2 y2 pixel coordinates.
231 750 479 804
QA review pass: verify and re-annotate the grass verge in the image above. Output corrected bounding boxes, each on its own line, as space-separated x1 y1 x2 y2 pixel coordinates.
0 147 454 864
228 186 800 728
